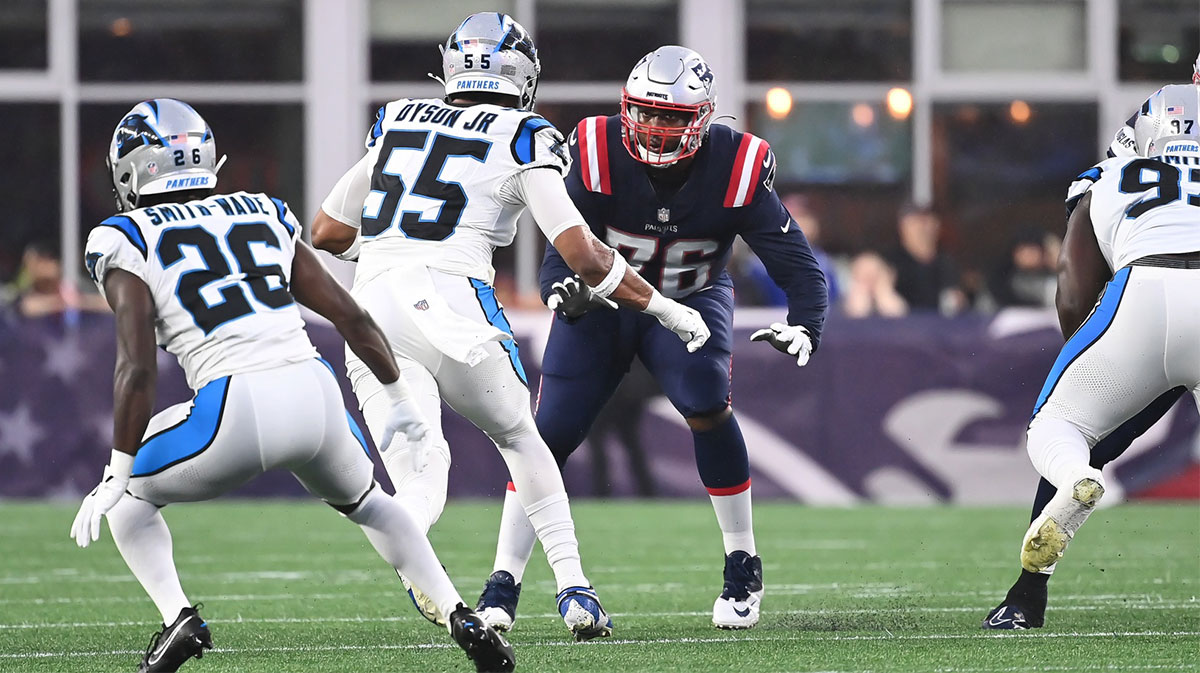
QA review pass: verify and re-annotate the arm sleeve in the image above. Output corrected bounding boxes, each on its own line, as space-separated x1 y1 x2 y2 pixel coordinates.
84 226 150 299
499 167 587 243
320 153 373 229
739 188 829 349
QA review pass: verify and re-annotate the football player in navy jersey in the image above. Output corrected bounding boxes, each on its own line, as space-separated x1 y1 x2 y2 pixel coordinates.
476 46 828 632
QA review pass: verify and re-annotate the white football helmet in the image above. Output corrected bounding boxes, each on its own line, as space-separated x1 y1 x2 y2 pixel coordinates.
1133 84 1200 157
620 46 717 166
107 99 225 212
440 12 540 111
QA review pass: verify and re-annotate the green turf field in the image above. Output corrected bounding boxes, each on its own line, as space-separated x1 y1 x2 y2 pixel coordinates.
0 500 1196 672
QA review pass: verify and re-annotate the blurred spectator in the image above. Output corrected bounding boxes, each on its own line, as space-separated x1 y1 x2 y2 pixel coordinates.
9 241 108 319
843 251 907 318
728 239 786 307
988 230 1056 308
886 203 966 315
782 193 840 305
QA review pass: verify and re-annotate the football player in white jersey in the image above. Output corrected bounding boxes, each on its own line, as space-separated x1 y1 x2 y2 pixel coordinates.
987 84 1200 630
71 99 514 673
311 13 709 641
985 69 1200 631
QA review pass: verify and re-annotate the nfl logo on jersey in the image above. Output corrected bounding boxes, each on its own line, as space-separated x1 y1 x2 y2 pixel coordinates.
657 208 670 223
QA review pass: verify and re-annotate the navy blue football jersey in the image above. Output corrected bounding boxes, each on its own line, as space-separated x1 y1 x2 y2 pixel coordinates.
539 114 828 345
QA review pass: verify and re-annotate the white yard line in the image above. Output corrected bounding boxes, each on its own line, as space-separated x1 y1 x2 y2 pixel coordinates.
2 631 1199 660
3 603 1197 630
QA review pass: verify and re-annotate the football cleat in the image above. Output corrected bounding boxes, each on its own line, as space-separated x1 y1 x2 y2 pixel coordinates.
981 604 1033 630
138 605 212 673
476 570 522 632
398 569 446 627
556 586 613 641
449 603 516 673
712 550 764 630
1020 478 1104 573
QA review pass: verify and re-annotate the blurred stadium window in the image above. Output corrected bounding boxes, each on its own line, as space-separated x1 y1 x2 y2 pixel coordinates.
746 0 912 81
932 102 1097 271
77 103 305 234
0 0 47 70
535 0 679 81
1119 0 1200 81
370 0 517 81
942 1 1086 72
78 0 303 81
0 104 58 285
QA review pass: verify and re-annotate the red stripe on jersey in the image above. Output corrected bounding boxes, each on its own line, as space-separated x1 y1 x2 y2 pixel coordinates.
723 135 753 207
576 119 593 192
595 116 611 194
706 479 752 496
742 138 771 206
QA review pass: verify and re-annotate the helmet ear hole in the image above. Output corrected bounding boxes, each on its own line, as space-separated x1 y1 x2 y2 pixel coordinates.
119 172 131 185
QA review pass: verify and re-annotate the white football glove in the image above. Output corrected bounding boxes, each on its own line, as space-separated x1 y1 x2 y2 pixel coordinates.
377 393 434 473
70 451 133 549
646 293 710 353
750 323 814 367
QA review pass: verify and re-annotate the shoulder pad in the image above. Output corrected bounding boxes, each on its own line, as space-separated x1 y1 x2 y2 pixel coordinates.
575 116 615 195
510 115 567 171
1065 164 1104 218
724 132 773 208
96 214 148 259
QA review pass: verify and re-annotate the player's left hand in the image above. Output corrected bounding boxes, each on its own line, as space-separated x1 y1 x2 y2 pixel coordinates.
750 323 813 367
70 465 130 549
379 400 434 473
546 275 618 320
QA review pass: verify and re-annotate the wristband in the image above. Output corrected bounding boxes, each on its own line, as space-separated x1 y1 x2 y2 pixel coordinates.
590 250 627 298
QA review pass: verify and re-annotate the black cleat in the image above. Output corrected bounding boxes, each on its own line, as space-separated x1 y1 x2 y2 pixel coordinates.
476 570 522 632
138 605 213 672
982 572 1047 630
449 603 515 673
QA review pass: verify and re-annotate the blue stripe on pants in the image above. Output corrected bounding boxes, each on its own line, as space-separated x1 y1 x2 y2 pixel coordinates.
469 278 528 385
1030 266 1132 421
132 377 230 477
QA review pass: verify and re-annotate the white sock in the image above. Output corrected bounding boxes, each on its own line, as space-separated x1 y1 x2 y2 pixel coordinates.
492 482 537 584
1027 417 1101 492
344 486 464 620
106 496 190 625
709 485 756 556
492 421 588 592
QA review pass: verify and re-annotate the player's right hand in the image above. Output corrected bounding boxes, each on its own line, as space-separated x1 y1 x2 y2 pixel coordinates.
70 467 129 549
655 301 711 353
378 401 434 473
546 275 618 320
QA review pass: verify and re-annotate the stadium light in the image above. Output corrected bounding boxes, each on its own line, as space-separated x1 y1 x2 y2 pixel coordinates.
1010 100 1032 124
851 102 875 127
886 87 913 120
765 87 792 119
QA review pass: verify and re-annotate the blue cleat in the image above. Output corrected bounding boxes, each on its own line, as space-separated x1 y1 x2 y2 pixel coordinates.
556 586 613 641
476 570 522 632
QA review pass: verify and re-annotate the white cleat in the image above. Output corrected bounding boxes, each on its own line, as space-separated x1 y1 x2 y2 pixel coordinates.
398 571 446 627
712 551 764 630
1021 478 1104 573
479 607 514 632
713 589 763 629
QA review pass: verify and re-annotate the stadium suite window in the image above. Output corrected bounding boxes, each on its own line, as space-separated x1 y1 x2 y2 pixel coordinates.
77 0 302 81
0 104 59 284
745 0 911 81
1118 0 1200 82
535 0 678 81
79 104 305 234
941 0 1086 72
0 0 47 69
369 0 518 81
932 102 1096 273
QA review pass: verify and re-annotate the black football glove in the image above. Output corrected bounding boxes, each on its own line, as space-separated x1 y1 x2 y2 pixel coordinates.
546 275 618 320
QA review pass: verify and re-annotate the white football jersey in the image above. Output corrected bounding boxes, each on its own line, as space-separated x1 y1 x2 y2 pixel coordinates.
85 192 317 390
322 98 570 284
1083 154 1200 270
